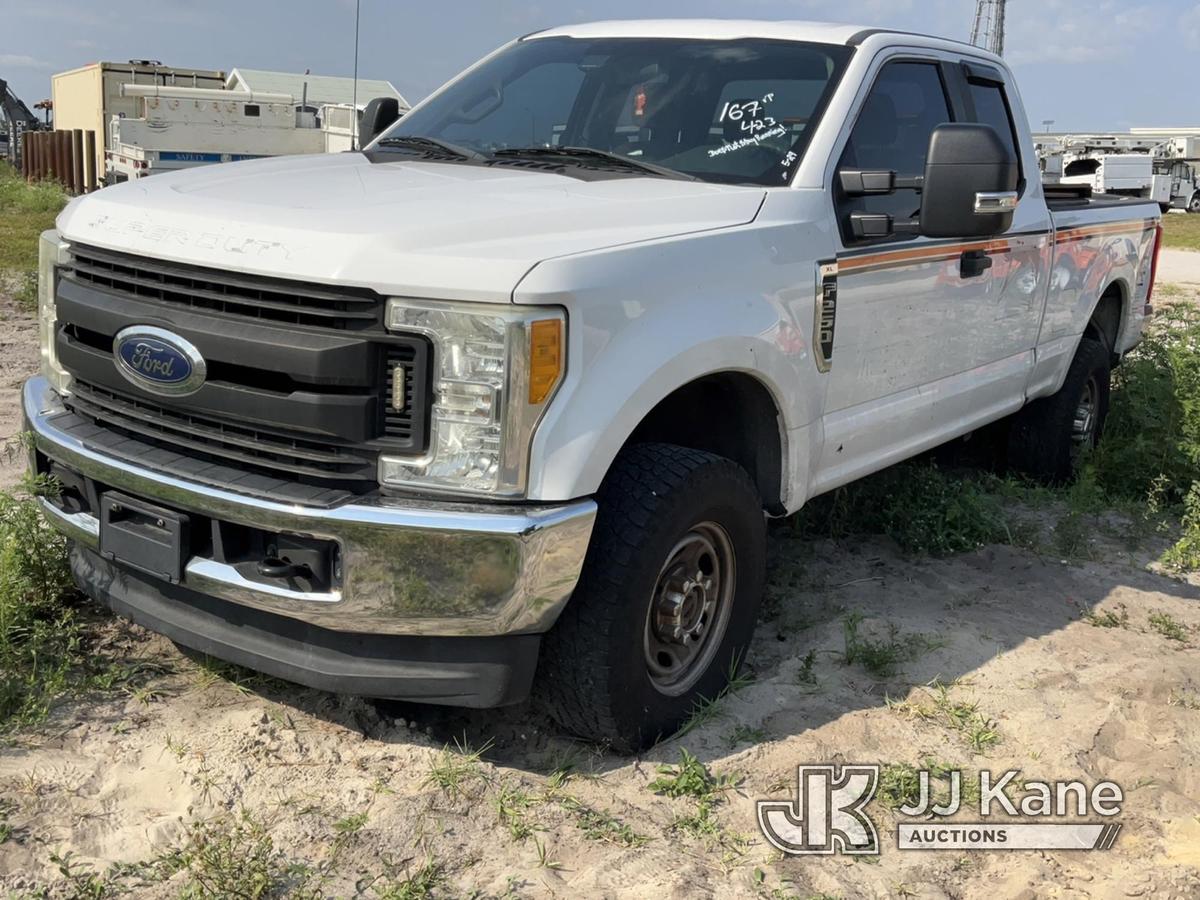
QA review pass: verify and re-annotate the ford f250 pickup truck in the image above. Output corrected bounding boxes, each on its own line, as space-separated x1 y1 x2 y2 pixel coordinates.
26 20 1164 750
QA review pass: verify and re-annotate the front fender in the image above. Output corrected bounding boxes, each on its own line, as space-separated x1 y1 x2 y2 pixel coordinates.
514 217 831 503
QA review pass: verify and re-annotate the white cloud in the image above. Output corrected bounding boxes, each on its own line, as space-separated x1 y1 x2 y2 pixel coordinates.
0 54 50 69
1005 0 1156 65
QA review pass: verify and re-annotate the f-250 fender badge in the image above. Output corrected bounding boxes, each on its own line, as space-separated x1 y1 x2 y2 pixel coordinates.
813 261 838 373
113 326 208 397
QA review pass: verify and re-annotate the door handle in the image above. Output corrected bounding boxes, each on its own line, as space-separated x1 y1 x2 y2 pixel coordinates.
960 249 993 279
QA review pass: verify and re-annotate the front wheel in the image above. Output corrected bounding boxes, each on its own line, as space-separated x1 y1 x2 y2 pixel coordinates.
1189 193 1200 214
1008 337 1111 483
537 443 766 751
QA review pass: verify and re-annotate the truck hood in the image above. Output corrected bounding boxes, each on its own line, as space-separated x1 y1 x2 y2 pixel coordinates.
57 152 766 302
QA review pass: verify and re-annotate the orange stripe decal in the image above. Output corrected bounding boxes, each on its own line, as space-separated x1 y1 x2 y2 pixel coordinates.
1053 219 1157 245
838 218 1155 276
839 238 1016 275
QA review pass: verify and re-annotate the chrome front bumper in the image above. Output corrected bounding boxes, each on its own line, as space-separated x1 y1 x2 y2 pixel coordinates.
24 376 597 637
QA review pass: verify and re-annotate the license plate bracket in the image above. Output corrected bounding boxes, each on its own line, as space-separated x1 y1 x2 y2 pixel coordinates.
99 492 190 583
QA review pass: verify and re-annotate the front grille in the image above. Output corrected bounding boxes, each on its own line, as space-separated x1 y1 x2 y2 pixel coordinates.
68 243 382 331
65 380 377 492
53 246 435 501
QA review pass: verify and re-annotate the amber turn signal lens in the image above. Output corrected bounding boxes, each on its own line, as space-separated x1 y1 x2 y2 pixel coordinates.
528 319 563 405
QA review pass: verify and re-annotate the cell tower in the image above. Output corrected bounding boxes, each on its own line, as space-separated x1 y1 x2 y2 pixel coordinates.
970 0 1008 56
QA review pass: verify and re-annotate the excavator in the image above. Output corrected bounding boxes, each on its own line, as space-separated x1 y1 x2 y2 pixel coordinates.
0 77 41 165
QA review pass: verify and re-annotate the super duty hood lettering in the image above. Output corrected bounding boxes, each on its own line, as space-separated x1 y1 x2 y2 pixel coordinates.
57 152 766 303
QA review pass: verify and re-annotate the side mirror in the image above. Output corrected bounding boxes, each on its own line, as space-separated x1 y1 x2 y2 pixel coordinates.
358 97 402 148
919 123 1019 238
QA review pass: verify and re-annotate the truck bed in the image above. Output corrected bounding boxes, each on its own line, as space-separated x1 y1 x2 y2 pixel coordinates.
1043 182 1156 213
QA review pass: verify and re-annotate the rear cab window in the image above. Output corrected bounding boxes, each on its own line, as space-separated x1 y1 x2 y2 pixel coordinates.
961 64 1024 190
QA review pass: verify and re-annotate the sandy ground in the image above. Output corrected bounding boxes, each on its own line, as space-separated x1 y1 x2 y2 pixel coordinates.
0 285 38 490
1 521 1197 898
0 279 1198 898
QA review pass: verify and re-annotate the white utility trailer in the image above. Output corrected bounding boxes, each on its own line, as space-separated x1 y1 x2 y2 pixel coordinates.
106 84 358 182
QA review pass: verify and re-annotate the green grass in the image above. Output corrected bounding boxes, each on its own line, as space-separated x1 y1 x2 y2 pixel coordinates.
726 723 768 748
1149 611 1190 643
0 474 160 735
367 858 446 900
171 812 316 899
494 781 537 841
0 163 68 306
796 649 818 686
0 476 90 731
876 762 932 811
552 793 650 848
792 461 1016 556
17 798 433 898
1093 304 1200 504
671 651 754 739
1082 603 1129 629
842 613 943 678
1163 482 1200 571
422 737 492 801
888 681 1001 755
649 748 738 841
877 759 978 813
1162 213 1200 251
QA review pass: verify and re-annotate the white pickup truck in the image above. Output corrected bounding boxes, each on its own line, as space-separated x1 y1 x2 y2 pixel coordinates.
26 20 1163 750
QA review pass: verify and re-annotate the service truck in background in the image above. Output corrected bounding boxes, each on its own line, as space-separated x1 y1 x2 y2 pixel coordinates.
27 20 1163 750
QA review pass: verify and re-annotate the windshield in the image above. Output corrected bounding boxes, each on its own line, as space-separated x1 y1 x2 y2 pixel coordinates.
377 36 852 186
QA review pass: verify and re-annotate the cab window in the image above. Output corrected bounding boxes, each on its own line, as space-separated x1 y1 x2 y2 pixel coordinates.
967 78 1019 166
836 61 954 242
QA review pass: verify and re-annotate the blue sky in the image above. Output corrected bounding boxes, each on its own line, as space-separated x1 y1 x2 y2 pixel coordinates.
4 0 1198 132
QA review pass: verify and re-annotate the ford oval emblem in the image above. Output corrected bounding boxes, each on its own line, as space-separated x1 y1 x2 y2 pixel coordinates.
113 326 207 397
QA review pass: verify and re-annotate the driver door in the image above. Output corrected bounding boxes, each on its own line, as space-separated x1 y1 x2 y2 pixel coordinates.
813 56 1043 493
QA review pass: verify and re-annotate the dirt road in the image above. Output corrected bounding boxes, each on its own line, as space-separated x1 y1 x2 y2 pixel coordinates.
1159 248 1200 286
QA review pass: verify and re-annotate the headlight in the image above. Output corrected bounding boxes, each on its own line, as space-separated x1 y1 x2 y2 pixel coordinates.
379 299 565 498
38 230 71 395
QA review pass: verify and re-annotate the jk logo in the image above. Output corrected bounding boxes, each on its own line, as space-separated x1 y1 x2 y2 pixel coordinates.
757 765 880 855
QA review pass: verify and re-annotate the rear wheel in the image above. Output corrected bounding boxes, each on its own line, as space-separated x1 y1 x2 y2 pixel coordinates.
1008 337 1110 483
537 443 766 751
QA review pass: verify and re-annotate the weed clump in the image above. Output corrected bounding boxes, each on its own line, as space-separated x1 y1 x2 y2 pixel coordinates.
0 476 81 729
1094 304 1200 505
1098 305 1200 569
842 613 943 678
793 463 1012 556
648 748 745 848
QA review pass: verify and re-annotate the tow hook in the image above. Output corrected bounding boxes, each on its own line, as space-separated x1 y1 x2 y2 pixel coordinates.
256 556 313 580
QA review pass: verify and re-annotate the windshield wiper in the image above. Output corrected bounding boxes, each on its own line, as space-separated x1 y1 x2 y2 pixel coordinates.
492 146 697 181
375 136 486 161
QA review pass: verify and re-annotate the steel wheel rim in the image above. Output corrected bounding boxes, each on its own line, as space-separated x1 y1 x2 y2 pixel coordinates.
1071 374 1099 453
643 521 736 697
